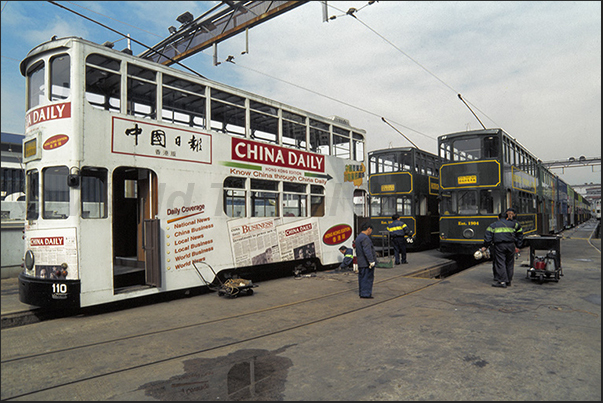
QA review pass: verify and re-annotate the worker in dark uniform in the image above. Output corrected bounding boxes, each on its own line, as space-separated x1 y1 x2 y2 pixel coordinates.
481 208 524 288
387 213 412 264
338 245 354 271
355 223 377 298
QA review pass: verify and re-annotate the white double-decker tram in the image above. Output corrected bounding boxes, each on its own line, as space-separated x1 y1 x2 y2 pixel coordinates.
19 37 367 308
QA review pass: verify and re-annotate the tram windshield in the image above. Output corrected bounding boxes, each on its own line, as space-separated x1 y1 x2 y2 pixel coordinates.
370 195 412 216
440 189 502 215
440 135 499 161
369 151 412 173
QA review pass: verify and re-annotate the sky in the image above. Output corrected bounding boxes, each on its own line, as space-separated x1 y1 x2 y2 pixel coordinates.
1 1 601 186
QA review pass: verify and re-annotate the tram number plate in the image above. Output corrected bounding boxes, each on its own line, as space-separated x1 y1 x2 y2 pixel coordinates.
52 283 68 299
457 175 477 184
381 184 395 192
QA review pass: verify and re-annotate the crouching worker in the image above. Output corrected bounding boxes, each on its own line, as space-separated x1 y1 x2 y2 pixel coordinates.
338 245 354 271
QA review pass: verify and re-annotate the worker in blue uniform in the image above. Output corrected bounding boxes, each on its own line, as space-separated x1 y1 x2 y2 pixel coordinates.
354 223 377 298
338 245 354 271
387 213 412 264
481 208 524 288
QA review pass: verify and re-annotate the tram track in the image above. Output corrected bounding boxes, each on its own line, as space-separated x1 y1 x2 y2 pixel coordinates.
1 268 446 400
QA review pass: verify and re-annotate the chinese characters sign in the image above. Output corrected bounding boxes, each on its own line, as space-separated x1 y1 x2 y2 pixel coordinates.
112 117 212 164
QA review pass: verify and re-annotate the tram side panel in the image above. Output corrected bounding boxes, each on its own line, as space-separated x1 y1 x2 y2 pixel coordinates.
21 109 361 308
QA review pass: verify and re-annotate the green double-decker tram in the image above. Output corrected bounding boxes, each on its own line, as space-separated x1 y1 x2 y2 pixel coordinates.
367 147 441 251
438 129 541 255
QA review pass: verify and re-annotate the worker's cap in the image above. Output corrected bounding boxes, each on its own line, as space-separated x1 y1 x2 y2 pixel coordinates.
339 245 347 251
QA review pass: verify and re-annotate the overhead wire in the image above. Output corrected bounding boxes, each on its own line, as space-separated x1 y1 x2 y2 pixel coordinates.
46 1 206 80
327 1 500 128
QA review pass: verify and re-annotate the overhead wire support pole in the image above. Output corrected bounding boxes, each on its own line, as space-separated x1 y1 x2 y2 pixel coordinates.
458 93 487 130
381 117 420 149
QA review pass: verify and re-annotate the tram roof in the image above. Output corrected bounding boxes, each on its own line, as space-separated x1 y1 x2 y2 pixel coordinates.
368 146 439 158
438 128 542 163
438 128 504 140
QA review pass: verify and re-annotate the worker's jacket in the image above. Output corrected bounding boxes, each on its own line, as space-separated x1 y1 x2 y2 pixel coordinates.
483 218 524 247
387 219 411 238
340 248 354 268
354 232 376 268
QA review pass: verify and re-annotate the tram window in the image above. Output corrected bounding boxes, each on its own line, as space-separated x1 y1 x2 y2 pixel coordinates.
224 177 246 217
479 189 501 215
333 127 350 159
370 196 381 216
382 196 397 217
309 120 330 154
284 182 306 193
250 101 278 144
43 166 69 219
251 179 278 217
86 54 121 112
251 192 278 217
282 110 307 149
440 191 455 215
283 182 307 217
50 54 70 101
310 185 325 217
27 61 45 109
352 132 365 162
400 196 412 216
400 152 412 172
81 167 107 219
251 179 278 191
283 194 306 217
483 136 499 158
163 75 205 93
372 153 401 173
162 76 206 128
440 142 452 162
310 195 325 217
453 138 480 160
211 89 246 136
310 185 324 195
369 156 377 174
26 170 39 220
124 180 137 199
458 190 478 215
127 65 156 119
419 195 428 215
224 177 246 189
224 190 246 217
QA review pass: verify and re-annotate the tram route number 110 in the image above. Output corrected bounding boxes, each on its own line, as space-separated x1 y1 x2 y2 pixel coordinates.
52 283 68 297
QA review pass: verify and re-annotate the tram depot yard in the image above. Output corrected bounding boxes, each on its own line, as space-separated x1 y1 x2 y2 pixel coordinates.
1 220 600 401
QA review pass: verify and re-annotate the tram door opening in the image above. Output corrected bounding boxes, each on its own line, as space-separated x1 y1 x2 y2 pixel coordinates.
112 167 160 291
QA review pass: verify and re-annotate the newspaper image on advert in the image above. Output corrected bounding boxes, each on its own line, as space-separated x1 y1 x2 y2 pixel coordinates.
277 218 322 262
228 218 282 268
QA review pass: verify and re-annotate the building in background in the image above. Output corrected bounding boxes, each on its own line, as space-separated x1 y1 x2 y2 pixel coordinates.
1 132 25 276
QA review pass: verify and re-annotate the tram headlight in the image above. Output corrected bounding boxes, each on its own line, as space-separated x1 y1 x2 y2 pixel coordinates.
462 228 475 239
24 250 35 271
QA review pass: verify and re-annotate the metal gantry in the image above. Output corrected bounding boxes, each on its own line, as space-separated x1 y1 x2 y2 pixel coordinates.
138 1 308 65
541 156 601 171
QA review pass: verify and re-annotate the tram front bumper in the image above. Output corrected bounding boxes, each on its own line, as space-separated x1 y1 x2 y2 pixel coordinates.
18 273 81 308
